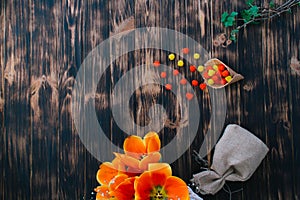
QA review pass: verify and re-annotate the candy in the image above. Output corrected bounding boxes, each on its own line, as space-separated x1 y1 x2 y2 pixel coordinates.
206 66 213 71
180 78 187 85
182 48 190 54
221 70 230 77
186 92 194 100
178 60 184 67
225 75 232 82
213 65 219 71
189 65 197 72
221 78 227 85
211 75 220 83
173 69 179 76
194 53 200 59
197 65 204 72
168 53 175 60
218 64 225 71
160 71 167 78
207 79 214 85
192 80 199 86
165 84 172 90
207 69 216 77
199 83 207 90
202 72 210 79
153 61 160 67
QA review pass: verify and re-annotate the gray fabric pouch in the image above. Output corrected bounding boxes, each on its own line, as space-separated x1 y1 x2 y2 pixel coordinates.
192 124 269 195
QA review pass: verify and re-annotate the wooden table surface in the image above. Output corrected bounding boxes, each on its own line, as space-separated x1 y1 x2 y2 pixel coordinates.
1 0 300 199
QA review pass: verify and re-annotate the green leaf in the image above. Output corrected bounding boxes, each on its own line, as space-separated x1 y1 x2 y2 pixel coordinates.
246 0 254 6
269 0 275 8
221 12 229 23
249 6 260 17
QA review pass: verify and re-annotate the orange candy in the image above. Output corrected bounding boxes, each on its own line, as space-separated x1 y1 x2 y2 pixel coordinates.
182 48 190 54
191 80 199 87
173 69 179 76
161 72 167 78
165 84 172 90
180 78 187 85
153 61 160 67
185 92 194 100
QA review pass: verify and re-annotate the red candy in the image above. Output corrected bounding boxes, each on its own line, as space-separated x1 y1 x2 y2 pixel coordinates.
218 64 225 71
173 69 180 76
153 61 160 67
161 71 167 78
189 65 197 72
199 83 207 90
165 84 172 90
182 48 190 54
192 80 199 86
221 70 230 77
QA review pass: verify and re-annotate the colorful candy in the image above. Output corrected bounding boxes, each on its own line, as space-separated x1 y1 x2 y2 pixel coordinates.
165 84 172 90
192 80 199 87
199 83 207 90
185 92 194 100
182 48 190 54
153 61 160 67
193 53 200 59
168 53 175 60
173 69 179 76
197 65 204 72
160 71 167 78
178 60 184 67
189 65 197 72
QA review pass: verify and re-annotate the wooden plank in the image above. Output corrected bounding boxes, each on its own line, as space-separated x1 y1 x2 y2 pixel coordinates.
29 0 60 199
2 1 31 199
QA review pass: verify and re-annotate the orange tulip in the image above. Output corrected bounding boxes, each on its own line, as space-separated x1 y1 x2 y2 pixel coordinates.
114 132 161 173
110 177 136 200
134 163 190 200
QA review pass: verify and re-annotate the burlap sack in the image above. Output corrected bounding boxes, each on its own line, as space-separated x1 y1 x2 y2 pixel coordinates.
192 124 269 195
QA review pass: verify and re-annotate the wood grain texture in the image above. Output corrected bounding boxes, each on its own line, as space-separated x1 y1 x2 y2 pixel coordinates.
0 0 300 199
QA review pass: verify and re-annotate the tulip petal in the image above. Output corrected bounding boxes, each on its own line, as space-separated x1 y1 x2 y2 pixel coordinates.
144 132 161 153
148 163 172 177
95 185 110 199
109 174 128 191
139 152 161 171
96 162 118 185
163 176 190 200
111 177 136 200
124 135 146 158
114 153 140 169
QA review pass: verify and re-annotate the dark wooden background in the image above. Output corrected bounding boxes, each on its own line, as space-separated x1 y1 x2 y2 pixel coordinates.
1 0 300 199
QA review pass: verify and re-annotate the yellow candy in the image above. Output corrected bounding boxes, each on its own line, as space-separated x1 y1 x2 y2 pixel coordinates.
194 53 200 59
225 76 232 82
197 65 204 72
213 65 219 71
207 79 214 85
178 60 184 67
168 53 175 60
208 69 216 77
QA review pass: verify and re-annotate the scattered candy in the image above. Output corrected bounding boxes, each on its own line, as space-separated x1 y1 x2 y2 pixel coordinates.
221 78 227 85
212 75 220 83
207 69 216 77
207 79 214 85
180 78 187 85
189 65 197 72
165 84 172 90
153 61 160 67
168 53 175 60
221 70 230 77
186 92 194 100
213 65 219 71
197 65 204 72
178 60 184 67
182 48 190 54
199 83 207 90
225 75 232 82
193 53 200 59
161 71 167 78
173 69 179 76
192 80 199 87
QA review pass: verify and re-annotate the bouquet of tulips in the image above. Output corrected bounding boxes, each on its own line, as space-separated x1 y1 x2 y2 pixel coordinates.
94 132 190 200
